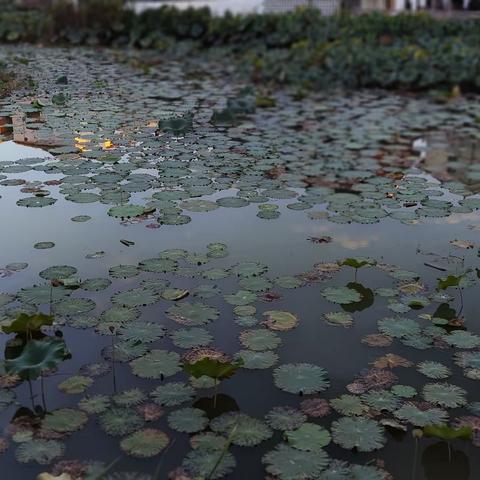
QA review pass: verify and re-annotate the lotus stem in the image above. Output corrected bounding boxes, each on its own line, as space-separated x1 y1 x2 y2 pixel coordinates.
213 378 218 409
27 379 35 411
207 423 238 480
447 441 452 463
458 287 464 316
40 375 47 412
111 330 117 394
411 437 418 480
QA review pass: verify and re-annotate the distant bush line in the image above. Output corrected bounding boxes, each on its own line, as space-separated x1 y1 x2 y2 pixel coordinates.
2 1 480 91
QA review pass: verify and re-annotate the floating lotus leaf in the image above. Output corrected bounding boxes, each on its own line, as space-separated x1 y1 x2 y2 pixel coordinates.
139 257 177 273
100 306 140 325
42 408 88 433
5 339 66 380
322 286 361 304
151 382 195 406
167 407 208 433
232 262 268 277
361 390 399 412
235 349 278 369
130 350 181 379
274 363 330 394
445 330 480 349
265 406 307 431
331 395 366 416
15 439 64 465
55 298 95 316
109 265 139 279
286 423 331 451
180 199 219 212
71 215 91 222
58 375 93 394
193 284 221 299
454 351 480 369
216 196 249 208
120 428 169 458
66 192 100 203
190 432 227 451
202 268 230 280
394 403 448 426
99 407 144 436
224 290 257 306
79 394 110 414
18 284 70 304
263 443 329 480
422 383 467 408
114 388 146 407
17 197 57 208
239 276 273 292
234 305 256 316
263 310 298 331
417 361 451 379
171 327 213 349
166 302 219 326
182 448 236 479
108 205 145 218
378 317 421 338
81 278 111 292
112 288 159 307
34 242 55 249
210 412 272 446
39 265 77 280
239 329 281 351
332 417 385 452
119 322 167 343
391 385 416 398
274 276 303 289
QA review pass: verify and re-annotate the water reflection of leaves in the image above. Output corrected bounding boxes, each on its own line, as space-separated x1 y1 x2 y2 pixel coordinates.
422 442 470 480
341 282 374 313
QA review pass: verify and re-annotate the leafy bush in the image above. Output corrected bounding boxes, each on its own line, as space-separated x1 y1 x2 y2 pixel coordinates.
1 5 480 91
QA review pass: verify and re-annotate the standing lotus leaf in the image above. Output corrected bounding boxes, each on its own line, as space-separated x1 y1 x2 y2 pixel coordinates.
262 443 329 480
274 363 330 394
210 412 272 447
332 417 386 452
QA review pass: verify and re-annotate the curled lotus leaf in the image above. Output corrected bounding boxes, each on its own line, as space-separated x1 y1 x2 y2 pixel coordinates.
166 302 219 326
15 439 64 465
183 448 236 479
321 286 361 305
422 383 467 408
112 288 159 307
332 417 386 452
161 288 189 301
210 412 272 446
394 403 448 426
263 310 299 331
2 312 53 335
286 423 331 451
274 363 330 395
120 428 169 458
265 406 307 431
239 329 281 351
42 408 88 433
151 382 195 407
167 407 208 433
99 407 144 436
130 350 181 379
262 443 329 480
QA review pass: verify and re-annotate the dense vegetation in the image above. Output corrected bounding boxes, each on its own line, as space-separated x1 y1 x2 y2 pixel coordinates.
1 2 480 91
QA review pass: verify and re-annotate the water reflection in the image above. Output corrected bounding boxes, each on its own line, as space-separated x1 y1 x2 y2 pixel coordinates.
422 441 470 480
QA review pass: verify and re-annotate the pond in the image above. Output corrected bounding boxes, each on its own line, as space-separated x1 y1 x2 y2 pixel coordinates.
0 45 480 480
